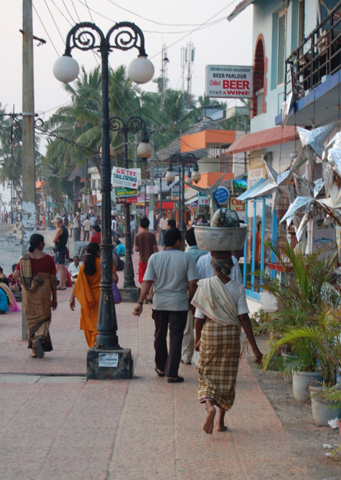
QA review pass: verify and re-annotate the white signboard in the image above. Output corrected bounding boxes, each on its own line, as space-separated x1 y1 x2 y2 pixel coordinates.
205 65 253 99
112 167 141 189
146 185 158 194
98 353 119 368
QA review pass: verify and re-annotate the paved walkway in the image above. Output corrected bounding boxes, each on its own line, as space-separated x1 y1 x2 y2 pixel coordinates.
0 278 312 480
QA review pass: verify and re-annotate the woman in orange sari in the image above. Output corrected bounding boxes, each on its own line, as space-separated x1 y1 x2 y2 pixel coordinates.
69 242 118 347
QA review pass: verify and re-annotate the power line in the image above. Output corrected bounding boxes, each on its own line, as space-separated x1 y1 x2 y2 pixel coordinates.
32 2 60 56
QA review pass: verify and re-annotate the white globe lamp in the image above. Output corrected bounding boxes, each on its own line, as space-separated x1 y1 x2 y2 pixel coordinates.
127 56 154 84
53 55 80 83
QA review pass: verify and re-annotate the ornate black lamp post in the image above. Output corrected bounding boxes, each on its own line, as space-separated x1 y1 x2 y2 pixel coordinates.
166 153 200 238
53 22 154 377
110 115 151 291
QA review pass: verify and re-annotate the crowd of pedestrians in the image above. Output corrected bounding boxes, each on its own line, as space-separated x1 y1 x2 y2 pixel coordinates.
2 209 263 436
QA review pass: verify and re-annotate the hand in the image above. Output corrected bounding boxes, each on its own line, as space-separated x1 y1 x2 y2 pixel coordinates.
69 298 76 311
253 348 263 365
52 299 57 310
133 304 143 316
195 340 200 351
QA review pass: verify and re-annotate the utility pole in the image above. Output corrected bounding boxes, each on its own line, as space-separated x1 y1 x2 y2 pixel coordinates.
148 125 155 231
22 0 37 340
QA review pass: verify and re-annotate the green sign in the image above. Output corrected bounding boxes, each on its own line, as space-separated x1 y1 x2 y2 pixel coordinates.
115 188 137 197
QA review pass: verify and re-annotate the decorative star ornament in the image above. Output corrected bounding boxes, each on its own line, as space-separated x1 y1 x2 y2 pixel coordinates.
280 178 325 241
297 122 338 158
253 157 295 212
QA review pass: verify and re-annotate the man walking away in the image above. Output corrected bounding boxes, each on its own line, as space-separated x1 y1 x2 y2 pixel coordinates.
181 227 208 365
133 228 198 383
134 217 158 302
159 213 168 246
53 215 69 290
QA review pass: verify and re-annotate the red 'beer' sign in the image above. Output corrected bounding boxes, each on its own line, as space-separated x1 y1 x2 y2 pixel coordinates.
205 65 253 99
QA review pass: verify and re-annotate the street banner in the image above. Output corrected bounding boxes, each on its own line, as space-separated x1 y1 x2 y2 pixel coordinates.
112 167 141 188
116 196 137 204
205 65 253 99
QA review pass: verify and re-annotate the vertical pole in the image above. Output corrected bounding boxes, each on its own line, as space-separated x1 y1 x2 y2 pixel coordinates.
159 176 163 217
148 126 155 230
123 127 135 288
22 0 36 341
96 44 118 348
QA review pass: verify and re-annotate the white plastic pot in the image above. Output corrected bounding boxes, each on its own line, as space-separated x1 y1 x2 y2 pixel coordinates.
292 371 323 402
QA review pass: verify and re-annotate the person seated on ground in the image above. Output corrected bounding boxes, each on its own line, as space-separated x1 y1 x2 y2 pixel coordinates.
0 266 9 286
90 224 101 243
0 287 9 314
7 263 22 292
113 239 126 257
68 256 81 279
0 280 20 312
167 219 176 229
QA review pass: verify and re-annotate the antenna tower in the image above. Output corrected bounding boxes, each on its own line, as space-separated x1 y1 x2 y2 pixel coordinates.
160 44 169 107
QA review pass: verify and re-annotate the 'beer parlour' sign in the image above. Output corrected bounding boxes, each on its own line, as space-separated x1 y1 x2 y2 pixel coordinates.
205 65 253 99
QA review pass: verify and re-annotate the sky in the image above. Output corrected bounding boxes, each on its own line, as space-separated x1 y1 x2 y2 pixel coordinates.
1 0 253 118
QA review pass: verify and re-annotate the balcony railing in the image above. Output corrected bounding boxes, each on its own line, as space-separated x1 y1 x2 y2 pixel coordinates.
285 2 341 102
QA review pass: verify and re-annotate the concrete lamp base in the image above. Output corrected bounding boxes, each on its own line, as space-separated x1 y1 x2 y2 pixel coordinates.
119 287 140 303
87 348 134 380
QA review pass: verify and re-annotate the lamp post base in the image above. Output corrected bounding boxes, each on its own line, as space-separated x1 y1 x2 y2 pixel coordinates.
119 286 140 303
87 347 134 380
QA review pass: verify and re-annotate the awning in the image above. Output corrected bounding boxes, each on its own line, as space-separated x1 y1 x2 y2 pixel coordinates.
226 125 297 155
237 178 272 201
227 0 255 22
185 195 198 205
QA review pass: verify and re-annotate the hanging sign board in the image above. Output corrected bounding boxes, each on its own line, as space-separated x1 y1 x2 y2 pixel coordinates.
112 167 141 189
205 65 253 99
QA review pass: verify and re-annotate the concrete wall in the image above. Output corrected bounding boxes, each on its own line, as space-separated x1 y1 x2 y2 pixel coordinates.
251 0 319 133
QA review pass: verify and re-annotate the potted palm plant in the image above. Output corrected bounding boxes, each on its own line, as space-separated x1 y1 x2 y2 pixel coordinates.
261 242 340 404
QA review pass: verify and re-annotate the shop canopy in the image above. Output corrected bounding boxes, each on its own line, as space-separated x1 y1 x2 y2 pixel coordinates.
237 178 272 201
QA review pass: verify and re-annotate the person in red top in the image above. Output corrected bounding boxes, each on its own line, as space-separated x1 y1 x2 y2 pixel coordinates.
14 233 57 358
90 224 101 243
134 217 158 301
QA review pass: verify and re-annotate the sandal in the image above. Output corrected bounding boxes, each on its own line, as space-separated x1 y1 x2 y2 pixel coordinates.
167 376 184 383
30 353 37 358
57 286 67 290
155 367 165 377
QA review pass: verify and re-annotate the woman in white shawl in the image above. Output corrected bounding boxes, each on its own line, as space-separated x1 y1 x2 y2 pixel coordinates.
192 252 262 435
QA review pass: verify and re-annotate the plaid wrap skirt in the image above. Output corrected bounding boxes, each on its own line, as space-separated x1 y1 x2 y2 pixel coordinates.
198 321 241 411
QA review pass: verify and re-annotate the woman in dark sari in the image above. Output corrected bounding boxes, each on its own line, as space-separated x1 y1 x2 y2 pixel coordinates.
14 234 57 358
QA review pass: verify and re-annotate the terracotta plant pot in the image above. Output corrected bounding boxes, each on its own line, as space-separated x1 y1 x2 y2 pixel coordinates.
292 371 323 402
309 385 341 426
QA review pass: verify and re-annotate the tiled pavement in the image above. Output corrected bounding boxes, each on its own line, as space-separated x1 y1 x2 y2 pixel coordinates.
0 254 311 480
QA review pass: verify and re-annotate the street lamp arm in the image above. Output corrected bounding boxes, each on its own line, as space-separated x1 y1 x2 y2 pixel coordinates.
64 22 106 56
107 22 148 57
63 22 148 57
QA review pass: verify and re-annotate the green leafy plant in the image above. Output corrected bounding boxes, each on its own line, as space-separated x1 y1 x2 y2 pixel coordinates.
261 242 340 379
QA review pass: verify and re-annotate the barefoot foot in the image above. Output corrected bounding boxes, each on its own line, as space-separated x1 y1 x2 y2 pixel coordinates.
216 425 228 432
203 406 216 434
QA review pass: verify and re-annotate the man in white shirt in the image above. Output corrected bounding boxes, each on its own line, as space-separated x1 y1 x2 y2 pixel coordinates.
197 252 242 283
133 228 198 383
159 213 168 246
68 256 81 279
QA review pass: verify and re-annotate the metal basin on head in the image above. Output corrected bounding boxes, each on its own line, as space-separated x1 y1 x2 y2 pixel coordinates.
193 225 248 251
